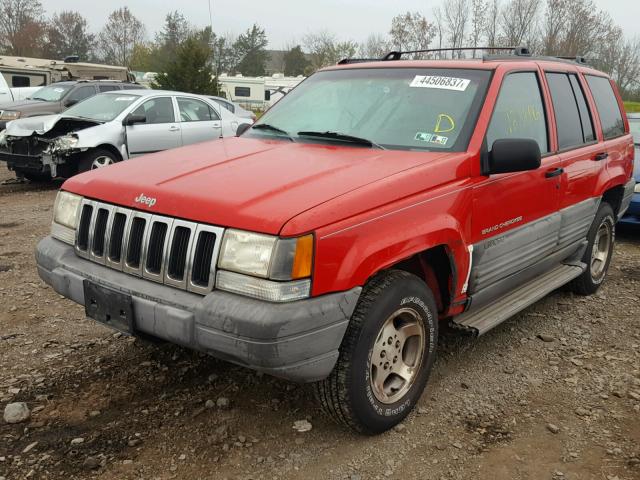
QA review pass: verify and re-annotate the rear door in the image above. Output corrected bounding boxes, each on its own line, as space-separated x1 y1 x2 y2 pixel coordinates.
176 96 223 145
469 69 561 299
125 96 182 156
544 71 602 250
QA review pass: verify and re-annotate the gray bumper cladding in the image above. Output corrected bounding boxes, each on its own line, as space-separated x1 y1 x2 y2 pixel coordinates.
35 236 361 382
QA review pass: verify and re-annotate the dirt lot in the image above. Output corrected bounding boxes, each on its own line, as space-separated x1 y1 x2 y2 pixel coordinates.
0 163 639 480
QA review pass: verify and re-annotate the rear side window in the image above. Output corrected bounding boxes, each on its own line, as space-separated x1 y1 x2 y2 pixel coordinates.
235 87 251 97
586 75 625 140
569 75 595 143
545 73 595 150
99 84 120 92
486 72 548 153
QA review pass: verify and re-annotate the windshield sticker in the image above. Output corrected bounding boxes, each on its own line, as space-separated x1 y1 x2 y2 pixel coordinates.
414 132 449 146
410 75 470 91
430 134 449 146
114 97 135 102
434 114 456 133
53 88 64 92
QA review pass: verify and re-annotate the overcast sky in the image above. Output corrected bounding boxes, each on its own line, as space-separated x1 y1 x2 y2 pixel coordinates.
42 0 640 49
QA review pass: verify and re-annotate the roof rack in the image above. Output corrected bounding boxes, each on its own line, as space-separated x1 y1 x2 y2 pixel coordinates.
382 46 528 61
338 46 590 66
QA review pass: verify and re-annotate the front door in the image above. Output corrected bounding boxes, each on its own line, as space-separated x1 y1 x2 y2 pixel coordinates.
469 70 561 298
126 97 182 157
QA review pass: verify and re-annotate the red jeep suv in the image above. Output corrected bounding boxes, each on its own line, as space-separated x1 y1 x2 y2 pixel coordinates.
36 48 636 434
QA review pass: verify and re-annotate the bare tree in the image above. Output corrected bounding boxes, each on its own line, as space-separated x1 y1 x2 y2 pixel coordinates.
358 33 389 59
303 31 357 70
0 0 45 56
443 0 470 57
469 0 488 56
499 0 541 47
389 11 436 57
98 7 145 67
44 11 95 61
485 0 501 48
433 6 445 54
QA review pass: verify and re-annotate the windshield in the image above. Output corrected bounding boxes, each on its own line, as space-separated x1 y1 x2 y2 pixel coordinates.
629 118 640 143
28 84 73 102
64 93 140 122
251 68 492 151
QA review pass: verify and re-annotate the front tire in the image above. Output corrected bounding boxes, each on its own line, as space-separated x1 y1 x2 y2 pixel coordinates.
78 148 118 174
570 202 615 295
315 270 438 434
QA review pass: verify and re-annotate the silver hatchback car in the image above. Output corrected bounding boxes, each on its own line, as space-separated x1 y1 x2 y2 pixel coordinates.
0 89 252 180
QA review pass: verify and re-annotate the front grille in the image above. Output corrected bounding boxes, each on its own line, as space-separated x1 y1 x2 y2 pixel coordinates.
75 199 224 294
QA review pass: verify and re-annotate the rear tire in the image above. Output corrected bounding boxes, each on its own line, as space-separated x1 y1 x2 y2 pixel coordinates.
570 202 615 295
78 148 118 174
314 270 438 434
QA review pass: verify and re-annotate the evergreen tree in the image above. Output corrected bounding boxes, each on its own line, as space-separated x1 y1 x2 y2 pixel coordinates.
234 24 268 76
152 34 218 95
283 45 309 76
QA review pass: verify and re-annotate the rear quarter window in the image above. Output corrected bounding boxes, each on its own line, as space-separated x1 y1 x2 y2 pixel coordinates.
585 75 625 140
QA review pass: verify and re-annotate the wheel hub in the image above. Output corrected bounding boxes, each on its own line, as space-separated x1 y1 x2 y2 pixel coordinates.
91 156 114 169
369 307 425 404
590 221 611 280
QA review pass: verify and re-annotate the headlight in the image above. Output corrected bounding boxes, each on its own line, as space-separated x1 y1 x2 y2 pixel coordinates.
51 191 82 244
53 135 79 151
0 111 20 121
0 129 6 147
217 229 314 301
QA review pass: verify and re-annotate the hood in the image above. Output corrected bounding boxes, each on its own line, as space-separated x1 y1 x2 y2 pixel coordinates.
5 114 101 137
0 99 50 111
63 137 455 235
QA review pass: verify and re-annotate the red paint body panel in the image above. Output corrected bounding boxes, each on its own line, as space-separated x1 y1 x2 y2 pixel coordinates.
61 59 634 310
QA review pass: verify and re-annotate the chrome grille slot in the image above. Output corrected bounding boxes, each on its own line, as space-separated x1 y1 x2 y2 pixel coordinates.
91 208 109 257
73 199 224 294
76 204 94 253
167 227 191 279
108 212 127 262
188 225 223 294
125 217 147 270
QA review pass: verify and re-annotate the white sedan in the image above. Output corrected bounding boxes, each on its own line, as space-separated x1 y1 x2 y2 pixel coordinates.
0 89 252 179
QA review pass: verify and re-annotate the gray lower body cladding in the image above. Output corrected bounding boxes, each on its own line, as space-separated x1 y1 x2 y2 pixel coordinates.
36 236 361 382
467 198 599 310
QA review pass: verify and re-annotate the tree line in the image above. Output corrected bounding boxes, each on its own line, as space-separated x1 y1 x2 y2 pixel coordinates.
0 0 638 100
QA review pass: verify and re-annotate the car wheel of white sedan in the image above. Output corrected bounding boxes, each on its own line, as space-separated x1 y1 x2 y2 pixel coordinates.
78 148 119 175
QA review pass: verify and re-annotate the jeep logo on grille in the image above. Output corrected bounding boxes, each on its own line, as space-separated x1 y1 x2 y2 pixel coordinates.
134 193 156 208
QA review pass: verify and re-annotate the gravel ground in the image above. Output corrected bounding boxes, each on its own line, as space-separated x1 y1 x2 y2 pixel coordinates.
0 164 639 480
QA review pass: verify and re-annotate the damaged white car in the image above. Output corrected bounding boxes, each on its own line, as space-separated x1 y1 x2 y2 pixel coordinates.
0 89 251 180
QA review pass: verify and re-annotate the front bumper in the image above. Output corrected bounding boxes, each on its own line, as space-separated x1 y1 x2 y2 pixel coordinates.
0 150 46 173
36 236 361 382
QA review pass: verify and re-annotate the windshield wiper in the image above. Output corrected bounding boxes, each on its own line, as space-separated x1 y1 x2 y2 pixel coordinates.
30 97 49 101
297 131 385 150
251 123 294 141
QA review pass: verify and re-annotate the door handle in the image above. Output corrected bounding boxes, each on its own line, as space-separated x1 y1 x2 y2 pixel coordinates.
168 126 180 132
594 152 608 161
545 167 564 178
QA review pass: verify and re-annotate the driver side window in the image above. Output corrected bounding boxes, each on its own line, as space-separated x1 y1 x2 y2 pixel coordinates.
132 97 175 125
486 72 549 154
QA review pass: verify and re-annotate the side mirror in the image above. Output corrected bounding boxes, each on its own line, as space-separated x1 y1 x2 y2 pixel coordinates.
123 114 146 126
63 98 78 108
488 138 541 175
236 122 251 137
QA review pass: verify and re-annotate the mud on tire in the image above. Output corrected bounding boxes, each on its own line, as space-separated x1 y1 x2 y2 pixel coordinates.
314 270 438 434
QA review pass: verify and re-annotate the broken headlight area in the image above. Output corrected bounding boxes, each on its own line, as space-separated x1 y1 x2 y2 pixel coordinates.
52 135 79 152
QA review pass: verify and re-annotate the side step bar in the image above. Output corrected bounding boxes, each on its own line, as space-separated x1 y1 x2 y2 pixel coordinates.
452 264 585 336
